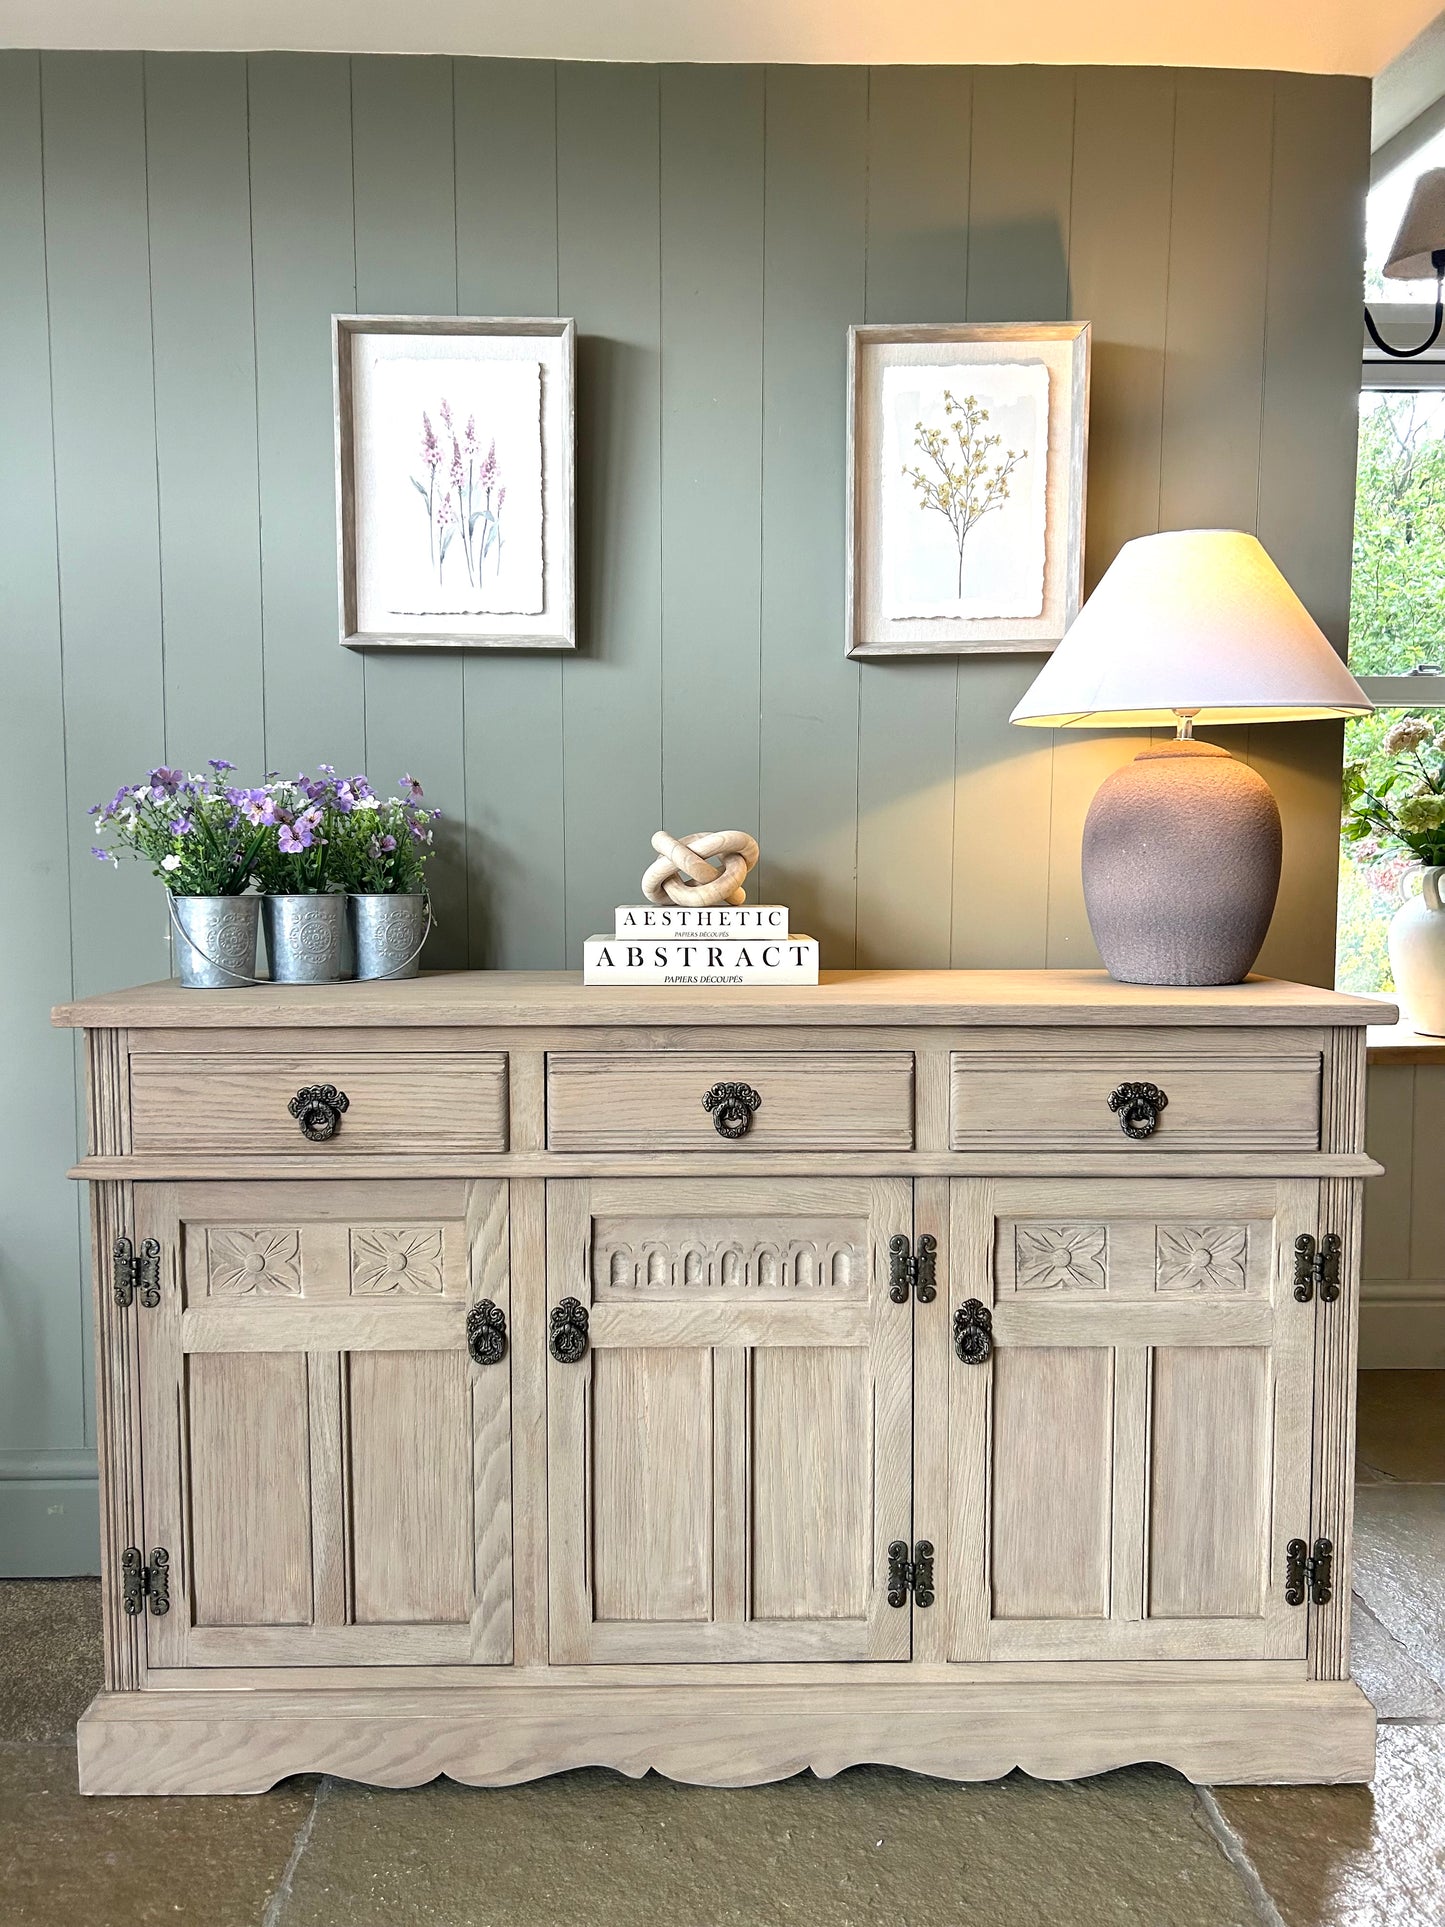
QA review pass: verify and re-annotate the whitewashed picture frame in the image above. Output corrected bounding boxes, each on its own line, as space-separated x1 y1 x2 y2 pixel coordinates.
335 315 576 650
846 322 1090 657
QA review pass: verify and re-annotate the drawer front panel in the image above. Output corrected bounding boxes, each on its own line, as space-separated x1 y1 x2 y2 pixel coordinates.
130 1053 508 1154
949 1047 1320 1154
546 1052 915 1152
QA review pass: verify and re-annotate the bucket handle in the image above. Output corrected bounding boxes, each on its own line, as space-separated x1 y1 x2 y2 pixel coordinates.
358 891 436 981
166 893 263 987
168 890 436 985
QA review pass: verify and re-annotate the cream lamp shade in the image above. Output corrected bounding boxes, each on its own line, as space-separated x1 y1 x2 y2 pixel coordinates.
1383 168 1445 281
1009 529 1371 729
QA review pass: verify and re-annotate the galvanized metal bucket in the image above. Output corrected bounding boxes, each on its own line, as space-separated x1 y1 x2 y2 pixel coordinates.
262 893 347 985
349 892 431 981
168 894 261 990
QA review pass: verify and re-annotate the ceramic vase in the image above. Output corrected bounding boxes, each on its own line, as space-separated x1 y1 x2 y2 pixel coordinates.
170 894 260 990
262 893 347 985
1388 867 1445 1037
349 892 428 981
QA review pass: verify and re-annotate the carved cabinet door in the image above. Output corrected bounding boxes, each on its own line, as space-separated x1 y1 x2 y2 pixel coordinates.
943 1177 1318 1664
132 1178 513 1671
546 1177 915 1662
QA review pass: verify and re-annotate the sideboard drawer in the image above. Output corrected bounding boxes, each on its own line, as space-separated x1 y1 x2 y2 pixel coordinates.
949 1042 1321 1154
546 1051 915 1152
129 1052 508 1154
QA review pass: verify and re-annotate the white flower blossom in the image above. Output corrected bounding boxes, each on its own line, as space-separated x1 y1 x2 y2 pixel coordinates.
160 853 182 872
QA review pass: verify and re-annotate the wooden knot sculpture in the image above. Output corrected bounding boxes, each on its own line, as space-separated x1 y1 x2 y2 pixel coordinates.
641 830 760 908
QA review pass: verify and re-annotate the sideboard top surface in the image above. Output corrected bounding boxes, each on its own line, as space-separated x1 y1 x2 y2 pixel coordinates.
52 969 1396 1031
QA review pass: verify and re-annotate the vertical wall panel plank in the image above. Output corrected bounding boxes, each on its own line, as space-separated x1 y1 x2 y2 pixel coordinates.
758 65 868 957
855 68 968 968
557 65 664 950
350 55 468 967
660 65 765 842
1252 73 1372 990
951 67 1076 968
144 54 265 776
248 53 364 778
0 53 86 1459
44 52 169 998
455 58 566 968
1041 73 1178 968
1158 71 1274 533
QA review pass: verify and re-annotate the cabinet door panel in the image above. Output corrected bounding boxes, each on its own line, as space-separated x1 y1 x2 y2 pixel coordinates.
136 1179 512 1671
547 1177 913 1663
990 1346 1112 1622
946 1177 1315 1664
188 1351 312 1627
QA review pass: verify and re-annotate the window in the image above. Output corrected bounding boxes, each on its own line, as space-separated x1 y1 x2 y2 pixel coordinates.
1336 152 1445 994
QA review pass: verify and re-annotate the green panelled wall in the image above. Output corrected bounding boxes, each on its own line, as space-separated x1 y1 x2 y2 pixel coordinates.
0 53 1369 1570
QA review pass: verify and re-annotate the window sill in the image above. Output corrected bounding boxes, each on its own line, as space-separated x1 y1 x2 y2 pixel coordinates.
1367 1023 1445 1063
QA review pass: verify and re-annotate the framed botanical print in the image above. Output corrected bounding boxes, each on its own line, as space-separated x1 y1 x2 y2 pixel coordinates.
846 322 1090 657
334 315 576 650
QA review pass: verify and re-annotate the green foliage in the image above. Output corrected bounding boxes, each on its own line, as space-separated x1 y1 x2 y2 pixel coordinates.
1350 393 1445 673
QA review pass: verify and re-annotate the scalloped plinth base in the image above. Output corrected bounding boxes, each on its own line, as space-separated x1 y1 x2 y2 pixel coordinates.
76 1680 1376 1795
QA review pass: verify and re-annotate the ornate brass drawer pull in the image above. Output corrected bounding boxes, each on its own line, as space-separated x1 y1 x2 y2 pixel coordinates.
702 1082 761 1139
549 1297 590 1363
1108 1081 1168 1140
288 1083 349 1142
953 1299 993 1364
466 1300 507 1366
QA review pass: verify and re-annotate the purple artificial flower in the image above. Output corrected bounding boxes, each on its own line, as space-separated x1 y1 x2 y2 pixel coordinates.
420 412 441 472
334 783 357 814
241 789 279 827
402 774 425 803
372 833 397 856
173 815 194 836
148 766 184 799
209 758 236 773
318 764 335 776
351 773 374 801
91 845 112 863
276 820 310 854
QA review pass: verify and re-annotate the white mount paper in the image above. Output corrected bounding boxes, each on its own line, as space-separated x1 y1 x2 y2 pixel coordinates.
355 352 545 626
880 359 1050 621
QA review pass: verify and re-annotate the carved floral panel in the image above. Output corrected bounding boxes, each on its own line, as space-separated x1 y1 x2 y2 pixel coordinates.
1012 1223 1109 1293
1155 1224 1249 1294
349 1226 446 1297
205 1227 302 1298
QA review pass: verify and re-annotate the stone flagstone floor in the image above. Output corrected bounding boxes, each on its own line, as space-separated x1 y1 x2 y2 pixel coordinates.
1 1370 1441 1927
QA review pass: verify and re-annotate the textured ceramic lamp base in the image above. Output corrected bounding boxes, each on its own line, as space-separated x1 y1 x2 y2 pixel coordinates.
1082 740 1282 986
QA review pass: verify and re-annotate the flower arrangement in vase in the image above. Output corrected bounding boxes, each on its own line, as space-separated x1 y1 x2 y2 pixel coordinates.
89 762 267 987
1343 715 1445 1034
89 762 440 988
333 776 442 981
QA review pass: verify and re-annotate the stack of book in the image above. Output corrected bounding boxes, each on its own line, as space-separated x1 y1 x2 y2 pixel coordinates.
584 903 819 985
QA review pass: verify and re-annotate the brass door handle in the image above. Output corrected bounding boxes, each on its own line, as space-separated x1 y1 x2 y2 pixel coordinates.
466 1300 507 1365
288 1084 349 1142
702 1082 761 1139
1108 1081 1167 1140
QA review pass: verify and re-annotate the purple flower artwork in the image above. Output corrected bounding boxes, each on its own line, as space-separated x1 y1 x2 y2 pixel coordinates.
357 354 545 627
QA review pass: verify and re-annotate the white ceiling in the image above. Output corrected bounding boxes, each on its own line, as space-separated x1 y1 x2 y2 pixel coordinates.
0 0 1436 77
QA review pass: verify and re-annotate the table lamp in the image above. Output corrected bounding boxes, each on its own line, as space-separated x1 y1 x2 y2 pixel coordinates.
1009 529 1371 986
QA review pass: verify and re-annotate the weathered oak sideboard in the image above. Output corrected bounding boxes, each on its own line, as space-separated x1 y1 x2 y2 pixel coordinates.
54 969 1393 1795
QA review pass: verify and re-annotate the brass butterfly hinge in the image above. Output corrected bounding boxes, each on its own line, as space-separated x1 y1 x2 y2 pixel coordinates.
113 1237 162 1310
120 1546 171 1617
886 1539 935 1608
1292 1233 1343 1304
1284 1536 1333 1608
888 1233 938 1304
